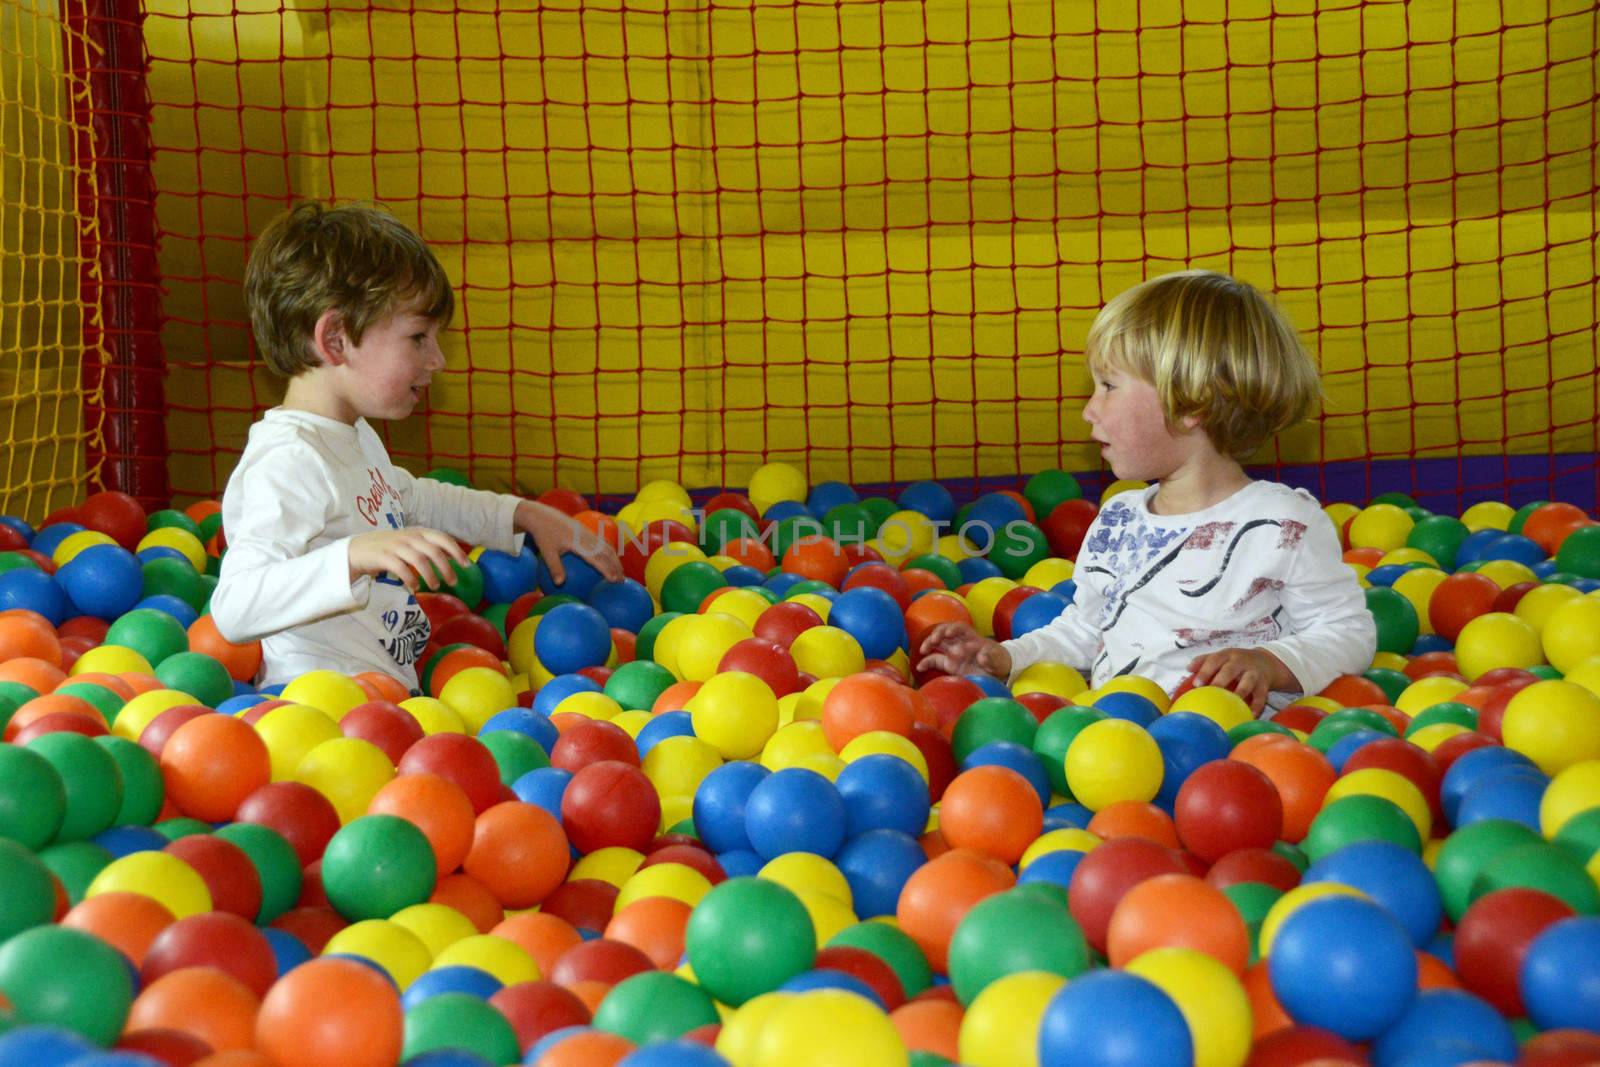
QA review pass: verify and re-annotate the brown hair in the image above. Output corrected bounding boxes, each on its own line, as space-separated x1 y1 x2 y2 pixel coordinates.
244 201 453 376
1087 270 1322 460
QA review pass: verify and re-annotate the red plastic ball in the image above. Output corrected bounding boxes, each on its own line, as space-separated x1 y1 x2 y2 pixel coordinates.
397 732 503 814
1204 847 1302 894
539 879 620 935
550 719 639 773
339 701 426 765
141 911 278 998
547 937 654 989
490 980 593 1055
561 761 661 854
1173 759 1283 863
1066 836 1189 954
1452 887 1574 1016
163 834 265 921
1342 738 1443 824
235 781 342 868
717 638 802 697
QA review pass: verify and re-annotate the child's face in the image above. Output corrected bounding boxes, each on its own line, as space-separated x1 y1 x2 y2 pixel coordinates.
1082 362 1197 482
329 299 446 421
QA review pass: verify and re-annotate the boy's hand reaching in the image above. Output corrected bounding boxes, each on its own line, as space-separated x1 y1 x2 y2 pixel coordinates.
917 622 1012 679
1186 647 1297 716
515 500 625 586
349 527 468 593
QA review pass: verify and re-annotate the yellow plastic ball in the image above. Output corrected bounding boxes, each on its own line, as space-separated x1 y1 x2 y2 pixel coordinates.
1169 686 1253 732
324 920 432 989
1455 612 1544 681
610 709 653 738
1102 479 1148 503
1097 675 1172 712
1064 719 1164 811
706 588 774 630
676 613 754 682
1392 568 1450 635
1286 694 1342 715
507 617 541 676
636 479 693 508
389 902 479 957
136 527 207 571
690 671 780 759
569 847 646 889
280 669 367 720
789 626 866 680
1502 680 1600 775
1461 500 1516 532
785 593 833 622
645 541 708 599
965 577 1018 638
1476 559 1538 590
52 529 118 566
1563 655 1600 699
110 688 196 741
553 691 623 722
839 731 929 780
1395 676 1469 717
1258 883 1367 957
1125 947 1252 1067
756 989 909 1067
747 462 809 515
935 533 981 563
254 702 342 782
1514 583 1584 636
1378 547 1439 569
791 677 841 723
715 991 794 1067
1539 759 1600 839
642 735 724 798
439 667 517 733
399 696 468 735
759 853 853 909
1348 504 1414 553
775 692 804 729
633 498 698 535
958 970 1066 1067
1407 722 1470 753
432 934 540 985
658 793 694 834
87 851 211 919
1013 662 1088 701
1324 503 1360 544
70 644 154 679
874 510 937 566
614 862 713 913
1371 651 1410 674
294 736 395 824
1022 558 1075 589
761 721 835 771
1019 827 1102 870
1542 596 1600 674
1324 767 1432 841
650 613 699 680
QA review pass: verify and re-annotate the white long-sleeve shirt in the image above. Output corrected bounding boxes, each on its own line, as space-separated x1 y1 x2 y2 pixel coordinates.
210 409 525 689
1002 481 1377 713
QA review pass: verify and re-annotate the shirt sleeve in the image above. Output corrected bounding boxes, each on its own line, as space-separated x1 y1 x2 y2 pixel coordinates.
388 463 525 554
208 448 367 645
1257 508 1379 697
1000 509 1110 677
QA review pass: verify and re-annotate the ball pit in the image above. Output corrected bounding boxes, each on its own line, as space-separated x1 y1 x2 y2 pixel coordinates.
0 478 1599 1065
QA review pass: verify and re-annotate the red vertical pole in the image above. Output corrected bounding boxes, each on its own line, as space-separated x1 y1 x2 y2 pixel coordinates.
64 0 168 509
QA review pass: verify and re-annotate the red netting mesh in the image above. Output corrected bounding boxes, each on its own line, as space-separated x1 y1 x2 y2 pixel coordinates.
130 1 1597 508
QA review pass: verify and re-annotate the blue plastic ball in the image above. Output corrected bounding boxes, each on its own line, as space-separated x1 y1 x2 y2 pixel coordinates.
403 1050 496 1067
1147 712 1230 809
135 546 188 567
1370 989 1516 1067
963 493 1027 553
956 556 1003 584
478 546 541 604
538 553 606 600
90 826 167 860
1044 802 1093 830
1018 849 1087 892
743 768 846 860
0 568 70 625
480 708 558 754
1521 915 1600 1032
1409 633 1453 655
262 926 312 976
1480 533 1545 565
511 767 573 822
0 517 36 543
29 522 87 559
130 594 198 630
714 849 763 878
836 754 929 839
827 587 907 661
778 969 884 1008
533 603 613 674
1324 729 1390 773
1092 691 1161 728
636 710 695 758
218 694 268 717
1010 591 1070 640
57 545 144 620
965 674 1011 699
1269 895 1418 1040
693 761 771 855
586 579 655 634
835 829 925 920
1302 841 1444 947
1454 765 1549 831
0 1026 95 1067
763 572 807 598
1037 970 1193 1067
1440 746 1538 827
807 481 859 517
617 1039 731 1067
897 481 956 524
532 674 603 719
721 566 766 587
1453 528 1504 564
400 964 503 1011
762 501 814 524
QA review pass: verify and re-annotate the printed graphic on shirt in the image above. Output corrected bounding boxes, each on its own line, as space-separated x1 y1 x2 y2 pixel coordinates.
355 467 401 527
364 467 428 667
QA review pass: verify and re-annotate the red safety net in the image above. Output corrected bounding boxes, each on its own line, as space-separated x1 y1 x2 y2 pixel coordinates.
120 2 1597 510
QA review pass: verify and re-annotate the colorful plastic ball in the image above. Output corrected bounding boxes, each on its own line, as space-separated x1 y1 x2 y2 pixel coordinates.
937 764 1042 866
1453 887 1574 1016
1302 794 1421 863
141 910 278 997
1172 759 1282 862
690 760 768 854
1501 679 1600 775
688 671 778 760
1543 595 1600 673
951 969 1060 1067
683 877 815 1006
1455 611 1543 681
401 991 520 1065
591 971 719 1048
0 743 66 849
0 568 70 625
1471 840 1600 915
512 766 573 822
536 603 613 675
945 889 1090 1006
1269 894 1418 1040
827 587 908 661
399 732 504 814
836 753 929 838
56 544 144 620
743 768 847 860
1065 836 1188 955
835 829 924 920
0 925 133 1045
614 1038 728 1067
27 731 123 842
255 956 404 1067
461 801 570 910
1145 713 1228 808
1122 947 1251 1067
562 761 660 854
213 821 302 924
896 849 1017 973
295 736 395 824
234 779 341 869
1037 970 1192 1067
0 838 55 943
1520 916 1600 1032
1370 988 1517 1067
321 814 437 922
1302 841 1442 947
1064 719 1163 811
1455 764 1548 831
757 988 908 1067
1106 874 1250 975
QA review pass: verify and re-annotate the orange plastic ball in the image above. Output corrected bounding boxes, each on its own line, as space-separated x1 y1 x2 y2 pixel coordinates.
1106 873 1250 974
254 957 403 1067
937 765 1043 866
187 614 262 683
896 848 1016 973
161 714 271 822
463 802 571 909
367 772 477 875
128 967 260 1052
820 672 915 752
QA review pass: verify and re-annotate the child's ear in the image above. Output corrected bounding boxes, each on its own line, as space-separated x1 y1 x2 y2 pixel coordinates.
312 309 349 367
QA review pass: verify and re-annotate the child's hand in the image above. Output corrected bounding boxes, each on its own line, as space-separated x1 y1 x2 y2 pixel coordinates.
515 500 625 586
348 527 468 592
1186 647 1296 716
917 622 1012 679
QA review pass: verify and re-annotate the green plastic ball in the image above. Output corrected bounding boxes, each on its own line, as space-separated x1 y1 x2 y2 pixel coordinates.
1404 702 1478 738
421 559 484 609
605 660 678 711
636 611 684 663
401 992 520 1065
1024 470 1083 519
142 557 207 612
1470 842 1600 915
52 683 121 727
1407 515 1470 569
0 744 66 849
1363 667 1413 705
661 561 728 615
1553 807 1600 867
154 817 212 842
769 515 826 561
1227 720 1295 747
321 814 438 922
480 730 550 786
1365 586 1420 655
988 521 1051 580
0 925 133 1044
685 877 815 1006
1032 707 1107 796
1433 818 1544 922
26 732 122 843
155 651 235 708
903 554 962 589
104 607 188 667
146 509 203 538
827 920 932 998
1554 524 1600 579
0 837 56 942
1302 795 1421 863
701 508 761 554
592 971 721 1046
952 697 1038 764
946 888 1090 1005
37 840 112 907
214 821 303 923
822 503 878 545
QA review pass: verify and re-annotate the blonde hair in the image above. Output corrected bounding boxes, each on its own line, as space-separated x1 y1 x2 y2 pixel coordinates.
1086 270 1321 460
244 201 454 377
